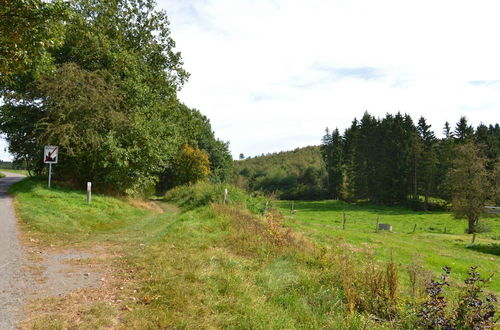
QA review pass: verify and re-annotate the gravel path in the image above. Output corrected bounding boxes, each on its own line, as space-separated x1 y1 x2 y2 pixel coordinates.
0 172 28 330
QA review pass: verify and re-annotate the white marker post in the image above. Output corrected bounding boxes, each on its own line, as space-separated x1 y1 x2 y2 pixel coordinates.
87 182 92 204
43 146 58 188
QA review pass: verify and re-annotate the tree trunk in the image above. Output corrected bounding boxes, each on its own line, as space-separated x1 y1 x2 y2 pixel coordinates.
424 183 429 211
468 216 479 234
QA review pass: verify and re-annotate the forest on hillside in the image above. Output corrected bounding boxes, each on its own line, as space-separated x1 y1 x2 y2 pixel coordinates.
232 146 328 200
233 114 499 208
0 0 232 195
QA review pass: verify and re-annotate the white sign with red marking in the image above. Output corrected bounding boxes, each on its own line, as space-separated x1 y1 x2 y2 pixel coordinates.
44 146 58 164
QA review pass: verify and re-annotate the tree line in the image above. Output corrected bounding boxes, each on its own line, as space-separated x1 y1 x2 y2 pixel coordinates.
321 112 499 209
0 0 232 195
232 146 329 200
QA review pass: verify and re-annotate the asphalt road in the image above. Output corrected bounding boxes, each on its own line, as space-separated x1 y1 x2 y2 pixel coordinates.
0 172 28 330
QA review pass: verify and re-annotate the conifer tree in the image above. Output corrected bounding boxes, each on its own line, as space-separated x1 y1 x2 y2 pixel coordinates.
417 117 437 210
321 128 343 199
454 117 474 143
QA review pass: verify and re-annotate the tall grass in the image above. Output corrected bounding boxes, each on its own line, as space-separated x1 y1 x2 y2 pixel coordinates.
164 181 269 214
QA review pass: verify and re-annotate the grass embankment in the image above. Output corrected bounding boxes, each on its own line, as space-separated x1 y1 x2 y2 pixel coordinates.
12 179 386 328
276 200 500 292
10 179 498 328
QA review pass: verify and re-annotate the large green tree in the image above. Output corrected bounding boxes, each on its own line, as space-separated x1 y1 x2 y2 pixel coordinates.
448 143 491 234
1 0 231 194
0 0 67 87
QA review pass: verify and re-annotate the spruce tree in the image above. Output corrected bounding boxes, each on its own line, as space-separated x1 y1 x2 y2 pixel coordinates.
321 128 343 199
454 117 474 143
417 117 437 210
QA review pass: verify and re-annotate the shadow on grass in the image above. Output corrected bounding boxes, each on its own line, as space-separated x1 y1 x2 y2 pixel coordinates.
7 176 47 195
467 243 500 256
283 200 447 216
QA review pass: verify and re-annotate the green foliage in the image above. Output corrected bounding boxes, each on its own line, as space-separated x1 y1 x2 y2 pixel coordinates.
321 128 343 199
232 146 328 200
164 181 267 214
0 0 68 86
321 113 499 206
448 143 491 234
1 0 232 194
169 143 211 186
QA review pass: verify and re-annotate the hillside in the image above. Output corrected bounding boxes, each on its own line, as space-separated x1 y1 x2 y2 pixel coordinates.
232 146 328 200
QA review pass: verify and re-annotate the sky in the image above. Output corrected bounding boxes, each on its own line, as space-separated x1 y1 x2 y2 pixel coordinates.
157 0 500 158
1 0 500 161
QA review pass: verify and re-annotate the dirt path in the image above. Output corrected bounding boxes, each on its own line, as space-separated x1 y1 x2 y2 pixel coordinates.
0 172 28 329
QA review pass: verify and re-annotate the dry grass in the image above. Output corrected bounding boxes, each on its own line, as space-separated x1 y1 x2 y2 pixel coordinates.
124 198 164 213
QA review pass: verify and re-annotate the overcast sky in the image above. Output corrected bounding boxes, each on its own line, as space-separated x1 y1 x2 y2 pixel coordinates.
1 0 500 161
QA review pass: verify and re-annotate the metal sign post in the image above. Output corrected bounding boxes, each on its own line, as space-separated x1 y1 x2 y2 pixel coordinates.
44 146 58 188
48 163 52 188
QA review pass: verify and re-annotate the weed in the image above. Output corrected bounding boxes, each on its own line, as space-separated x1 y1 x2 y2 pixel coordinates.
407 257 433 301
418 266 498 329
265 209 293 248
418 266 452 329
455 267 497 329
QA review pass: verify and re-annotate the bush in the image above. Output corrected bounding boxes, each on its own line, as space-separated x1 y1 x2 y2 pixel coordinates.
165 181 268 214
463 220 492 234
475 221 492 233
417 266 497 329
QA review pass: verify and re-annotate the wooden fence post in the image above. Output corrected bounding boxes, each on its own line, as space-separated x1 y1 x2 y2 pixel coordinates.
343 213 347 230
375 216 379 233
263 200 269 215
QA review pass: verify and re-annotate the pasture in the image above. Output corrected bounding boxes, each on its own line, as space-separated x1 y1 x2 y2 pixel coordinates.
276 200 500 292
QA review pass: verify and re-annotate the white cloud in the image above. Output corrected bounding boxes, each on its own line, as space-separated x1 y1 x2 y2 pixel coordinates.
159 0 500 157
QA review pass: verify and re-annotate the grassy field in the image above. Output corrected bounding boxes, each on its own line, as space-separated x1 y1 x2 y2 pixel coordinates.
276 200 500 292
8 178 499 328
0 169 30 176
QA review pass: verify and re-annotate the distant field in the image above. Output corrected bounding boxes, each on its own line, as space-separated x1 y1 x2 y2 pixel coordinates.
0 169 29 176
276 200 500 292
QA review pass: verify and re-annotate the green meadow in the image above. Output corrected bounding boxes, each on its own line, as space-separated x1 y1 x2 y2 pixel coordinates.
276 200 500 292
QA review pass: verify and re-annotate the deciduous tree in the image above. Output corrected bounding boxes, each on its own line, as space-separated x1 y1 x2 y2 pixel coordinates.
448 143 490 234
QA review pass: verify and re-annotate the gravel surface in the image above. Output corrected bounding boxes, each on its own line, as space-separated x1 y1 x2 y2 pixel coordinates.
0 172 28 330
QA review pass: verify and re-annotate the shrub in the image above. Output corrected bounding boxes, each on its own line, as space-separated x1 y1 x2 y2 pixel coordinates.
417 266 497 329
165 181 268 214
475 221 492 233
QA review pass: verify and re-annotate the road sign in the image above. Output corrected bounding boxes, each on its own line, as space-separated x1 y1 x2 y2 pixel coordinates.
44 146 58 164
